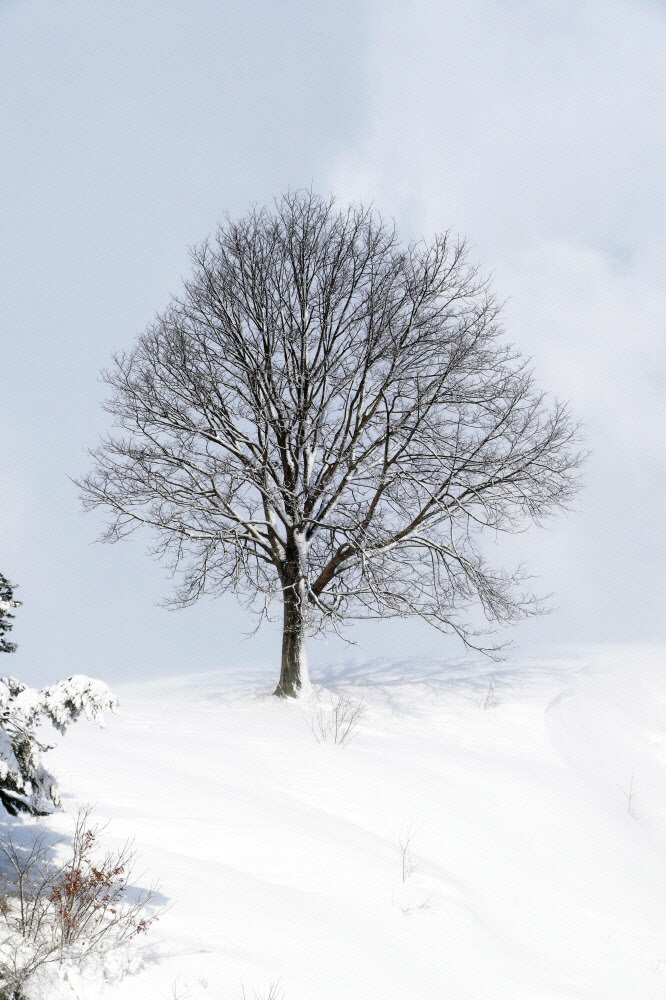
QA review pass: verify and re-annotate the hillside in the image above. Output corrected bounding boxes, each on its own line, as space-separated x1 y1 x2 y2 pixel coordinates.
37 645 666 999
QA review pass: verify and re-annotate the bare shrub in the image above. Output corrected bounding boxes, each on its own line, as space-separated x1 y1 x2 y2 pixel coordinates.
168 981 192 1000
307 694 367 747
394 823 432 915
399 895 432 916
239 982 285 1000
476 679 502 710
619 771 637 817
398 823 421 883
0 806 160 997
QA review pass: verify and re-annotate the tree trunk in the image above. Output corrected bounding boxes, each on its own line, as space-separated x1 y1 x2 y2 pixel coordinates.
274 578 309 698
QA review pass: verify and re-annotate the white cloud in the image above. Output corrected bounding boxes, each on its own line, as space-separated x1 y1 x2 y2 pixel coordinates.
329 0 666 644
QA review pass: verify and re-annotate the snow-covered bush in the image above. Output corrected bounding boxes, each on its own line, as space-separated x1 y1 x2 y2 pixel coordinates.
0 569 117 816
0 674 117 816
0 574 19 655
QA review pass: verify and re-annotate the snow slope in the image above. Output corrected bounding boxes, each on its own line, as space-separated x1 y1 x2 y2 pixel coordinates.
39 645 666 999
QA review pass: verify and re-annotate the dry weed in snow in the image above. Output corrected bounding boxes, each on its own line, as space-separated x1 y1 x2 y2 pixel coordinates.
239 981 285 1000
398 823 421 884
306 694 367 746
476 679 502 710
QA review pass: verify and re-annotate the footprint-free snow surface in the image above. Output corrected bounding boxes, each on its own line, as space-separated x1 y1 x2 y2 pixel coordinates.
42 645 666 999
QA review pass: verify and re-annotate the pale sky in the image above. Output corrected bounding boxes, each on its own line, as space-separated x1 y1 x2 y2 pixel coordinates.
2 0 665 687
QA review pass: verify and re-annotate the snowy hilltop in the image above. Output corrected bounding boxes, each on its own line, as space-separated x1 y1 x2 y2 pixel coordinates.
25 643 666 1000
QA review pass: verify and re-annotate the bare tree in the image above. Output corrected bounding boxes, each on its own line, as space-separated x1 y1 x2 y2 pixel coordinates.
79 191 582 697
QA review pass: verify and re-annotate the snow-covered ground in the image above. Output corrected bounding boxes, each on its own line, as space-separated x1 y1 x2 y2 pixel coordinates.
35 644 666 999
